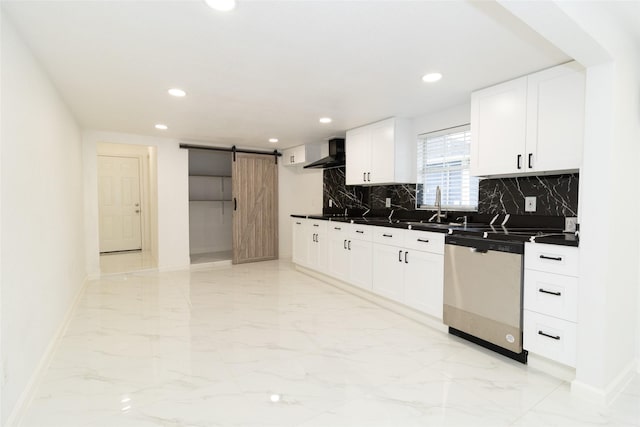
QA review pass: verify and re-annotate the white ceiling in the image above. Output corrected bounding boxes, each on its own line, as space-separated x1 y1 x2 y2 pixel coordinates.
2 0 571 150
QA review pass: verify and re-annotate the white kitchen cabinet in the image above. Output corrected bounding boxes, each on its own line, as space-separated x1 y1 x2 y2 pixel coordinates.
292 218 308 266
345 117 415 185
471 62 585 177
282 144 322 166
372 242 405 302
307 220 328 271
523 242 579 367
327 223 350 282
349 237 372 291
372 229 445 318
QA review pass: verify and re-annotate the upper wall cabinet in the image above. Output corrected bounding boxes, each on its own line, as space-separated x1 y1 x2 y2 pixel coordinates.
345 118 415 185
282 144 321 166
470 62 585 177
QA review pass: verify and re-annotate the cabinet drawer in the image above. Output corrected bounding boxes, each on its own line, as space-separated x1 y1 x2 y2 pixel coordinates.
523 310 576 367
307 220 327 232
328 222 349 236
403 230 445 254
372 227 406 246
525 243 579 276
348 224 373 241
524 270 578 321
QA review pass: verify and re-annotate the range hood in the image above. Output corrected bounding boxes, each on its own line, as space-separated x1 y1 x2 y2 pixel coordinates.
303 138 345 169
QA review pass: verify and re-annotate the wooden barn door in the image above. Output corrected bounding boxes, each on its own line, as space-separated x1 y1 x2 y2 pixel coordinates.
232 153 278 264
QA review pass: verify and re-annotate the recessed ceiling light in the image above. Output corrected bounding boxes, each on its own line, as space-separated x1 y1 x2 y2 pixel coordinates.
422 72 443 83
204 0 236 11
168 88 186 97
319 117 332 124
155 124 168 130
269 138 279 143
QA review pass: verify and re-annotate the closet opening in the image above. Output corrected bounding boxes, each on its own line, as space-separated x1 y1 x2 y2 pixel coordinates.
188 149 233 264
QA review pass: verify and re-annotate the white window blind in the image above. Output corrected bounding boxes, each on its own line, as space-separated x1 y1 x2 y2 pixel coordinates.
416 125 479 210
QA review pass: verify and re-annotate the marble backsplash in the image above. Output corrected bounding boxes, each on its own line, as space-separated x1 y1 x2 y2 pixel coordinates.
478 173 579 216
323 168 578 216
323 168 416 210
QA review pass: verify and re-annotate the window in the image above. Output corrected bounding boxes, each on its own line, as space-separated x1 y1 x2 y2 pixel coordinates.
416 125 479 210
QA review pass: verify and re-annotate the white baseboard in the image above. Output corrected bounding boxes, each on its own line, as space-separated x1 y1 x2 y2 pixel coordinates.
296 265 448 334
527 353 576 382
5 277 89 427
571 360 636 405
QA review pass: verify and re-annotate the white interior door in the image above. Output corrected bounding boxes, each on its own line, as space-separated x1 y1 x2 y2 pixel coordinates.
98 155 142 252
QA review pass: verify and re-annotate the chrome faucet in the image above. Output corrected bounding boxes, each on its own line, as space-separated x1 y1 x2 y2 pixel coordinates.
428 185 447 223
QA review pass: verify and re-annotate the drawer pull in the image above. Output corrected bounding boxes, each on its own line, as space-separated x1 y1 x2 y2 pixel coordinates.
539 255 562 261
538 288 561 296
313 224 320 227
538 330 561 340
355 230 364 234
383 234 393 238
295 222 301 225
417 238 429 243
334 227 341 230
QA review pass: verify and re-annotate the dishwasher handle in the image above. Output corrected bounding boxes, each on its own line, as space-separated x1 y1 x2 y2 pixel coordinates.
470 247 488 254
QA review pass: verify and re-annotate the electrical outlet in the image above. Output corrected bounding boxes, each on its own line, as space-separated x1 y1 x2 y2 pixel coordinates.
385 198 391 208
565 217 578 232
525 196 536 212
329 199 333 208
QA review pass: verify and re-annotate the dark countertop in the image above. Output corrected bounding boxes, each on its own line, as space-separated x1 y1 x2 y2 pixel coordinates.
291 214 579 247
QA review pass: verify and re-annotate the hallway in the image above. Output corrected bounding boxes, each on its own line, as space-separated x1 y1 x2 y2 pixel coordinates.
19 261 640 426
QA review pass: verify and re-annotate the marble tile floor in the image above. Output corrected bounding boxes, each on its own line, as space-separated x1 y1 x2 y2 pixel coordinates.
20 260 639 427
100 251 157 275
190 250 233 264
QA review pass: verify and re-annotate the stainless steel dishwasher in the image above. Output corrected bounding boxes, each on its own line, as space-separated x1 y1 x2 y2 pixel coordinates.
443 234 527 363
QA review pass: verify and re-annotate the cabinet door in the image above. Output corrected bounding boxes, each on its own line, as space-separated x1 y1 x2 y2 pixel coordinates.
372 243 404 302
307 221 327 271
327 226 350 281
345 127 371 185
403 250 444 319
292 219 308 266
526 63 585 173
349 238 373 291
470 77 527 176
369 119 395 184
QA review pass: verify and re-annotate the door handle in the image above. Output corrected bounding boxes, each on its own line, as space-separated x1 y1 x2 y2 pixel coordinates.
398 250 402 262
348 240 351 250
517 154 522 169
367 172 371 182
363 172 366 182
528 153 533 169
234 198 237 210
404 251 408 263
344 239 347 249
135 209 140 214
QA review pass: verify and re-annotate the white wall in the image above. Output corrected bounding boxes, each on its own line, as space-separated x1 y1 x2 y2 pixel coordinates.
278 161 324 259
83 131 190 274
1 15 86 424
412 103 470 136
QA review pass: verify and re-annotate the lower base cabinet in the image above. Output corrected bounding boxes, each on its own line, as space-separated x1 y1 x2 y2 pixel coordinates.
293 218 445 320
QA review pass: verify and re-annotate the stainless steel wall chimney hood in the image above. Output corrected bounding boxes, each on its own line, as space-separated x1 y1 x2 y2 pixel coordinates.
303 138 345 169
